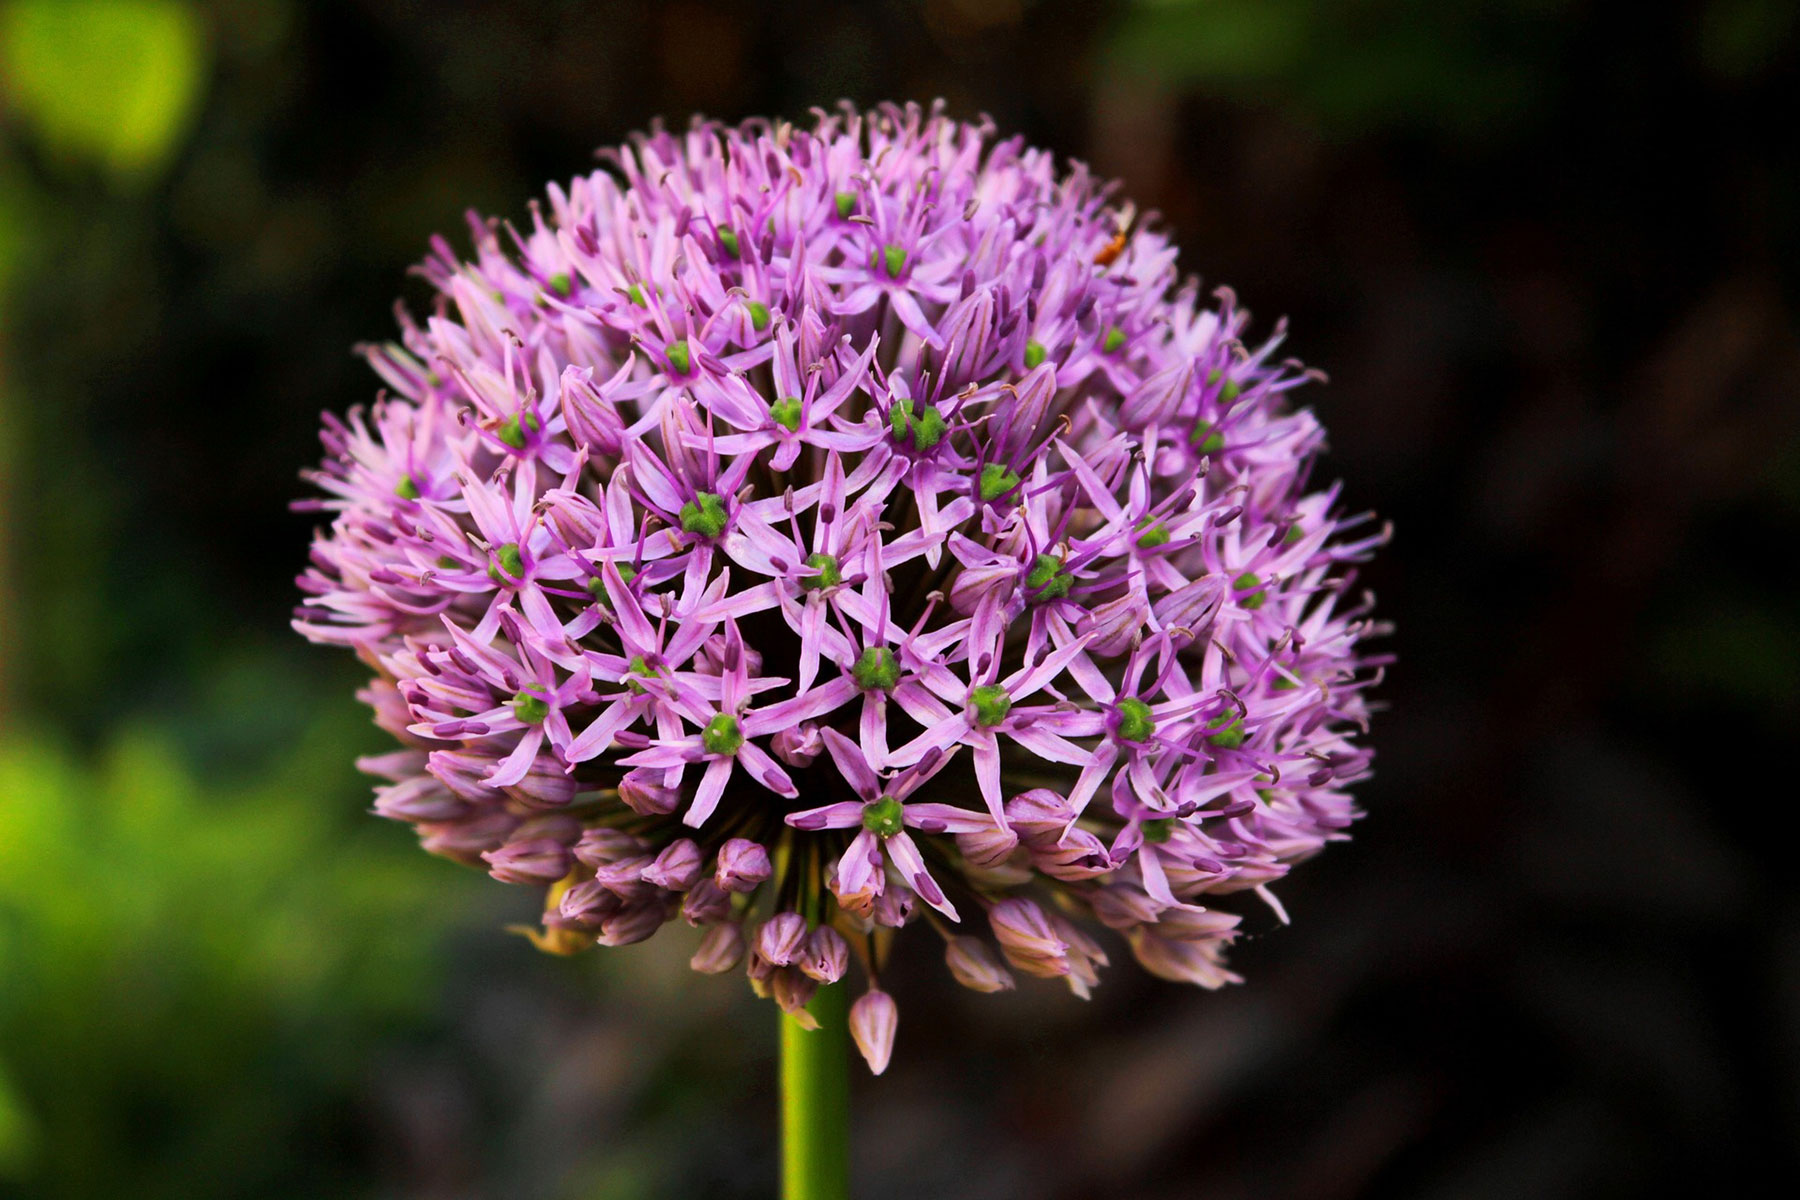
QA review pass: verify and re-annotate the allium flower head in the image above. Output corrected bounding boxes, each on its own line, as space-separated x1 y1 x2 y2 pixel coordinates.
295 102 1389 1073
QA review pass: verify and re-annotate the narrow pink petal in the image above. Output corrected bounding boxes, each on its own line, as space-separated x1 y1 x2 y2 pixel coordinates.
1138 842 1179 907
1008 632 1095 700
736 742 797 797
888 289 943 348
972 736 1005 825
785 800 866 831
748 677 856 734
564 699 639 764
819 726 881 799
1065 743 1119 820
859 696 889 774
886 832 958 920
1005 723 1092 765
485 727 545 788
684 756 736 827
900 802 992 834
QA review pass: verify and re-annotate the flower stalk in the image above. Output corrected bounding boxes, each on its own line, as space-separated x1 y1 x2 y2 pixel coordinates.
781 983 850 1200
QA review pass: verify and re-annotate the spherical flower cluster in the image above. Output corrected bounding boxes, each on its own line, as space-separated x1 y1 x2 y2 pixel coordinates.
294 103 1388 1073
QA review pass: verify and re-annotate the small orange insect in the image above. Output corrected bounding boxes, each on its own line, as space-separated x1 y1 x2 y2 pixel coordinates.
1093 203 1135 267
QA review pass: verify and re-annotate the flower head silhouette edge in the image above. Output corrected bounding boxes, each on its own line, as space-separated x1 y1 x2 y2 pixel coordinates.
294 102 1390 1073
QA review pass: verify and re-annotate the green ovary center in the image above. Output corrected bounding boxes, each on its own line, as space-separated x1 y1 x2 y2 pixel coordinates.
702 714 743 756
861 796 905 837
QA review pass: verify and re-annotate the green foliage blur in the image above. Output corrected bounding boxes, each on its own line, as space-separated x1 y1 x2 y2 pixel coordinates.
0 5 479 1197
1108 0 1567 135
0 0 207 179
0 720 461 1199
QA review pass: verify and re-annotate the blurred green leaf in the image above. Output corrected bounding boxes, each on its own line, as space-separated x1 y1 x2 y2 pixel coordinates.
0 1061 33 1175
1699 0 1800 80
1110 0 1307 84
1651 594 1800 715
0 0 208 177
0 158 32 299
1107 0 1569 137
0 724 472 1199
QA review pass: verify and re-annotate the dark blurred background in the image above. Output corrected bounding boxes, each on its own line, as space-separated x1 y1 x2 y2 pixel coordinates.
2 1 1797 1197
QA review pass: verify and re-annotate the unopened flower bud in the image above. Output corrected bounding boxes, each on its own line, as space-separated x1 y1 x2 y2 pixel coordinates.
849 988 899 1075
619 769 681 815
948 562 1016 614
756 912 808 966
559 365 625 455
1156 905 1243 941
1154 576 1224 639
715 838 772 893
872 886 915 929
513 814 582 845
373 777 468 823
481 838 571 886
1120 359 1194 427
989 897 1070 978
681 878 732 926
994 361 1057 458
642 838 703 891
1029 826 1113 883
798 926 849 983
559 878 624 929
358 680 414 744
592 854 656 901
771 967 821 1025
698 634 763 676
428 748 500 802
689 922 745 974
541 490 605 549
1160 850 1233 895
503 755 580 808
573 826 648 870
945 936 1016 993
418 811 518 863
598 901 670 947
1051 913 1109 999
957 803 1020 857
1128 925 1241 989
772 721 824 766
1006 789 1077 840
1091 884 1162 930
936 287 997 389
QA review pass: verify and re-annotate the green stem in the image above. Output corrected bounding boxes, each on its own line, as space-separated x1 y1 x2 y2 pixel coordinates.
781 982 851 1200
